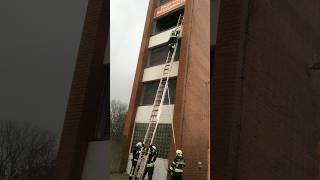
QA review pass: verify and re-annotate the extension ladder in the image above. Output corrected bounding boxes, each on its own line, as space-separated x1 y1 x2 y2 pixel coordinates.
133 14 184 180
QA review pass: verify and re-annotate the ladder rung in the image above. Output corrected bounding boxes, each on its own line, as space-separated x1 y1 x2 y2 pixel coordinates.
136 13 184 180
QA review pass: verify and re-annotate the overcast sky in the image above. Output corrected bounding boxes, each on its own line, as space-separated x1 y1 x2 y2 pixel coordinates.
0 0 87 133
0 0 148 134
110 0 149 104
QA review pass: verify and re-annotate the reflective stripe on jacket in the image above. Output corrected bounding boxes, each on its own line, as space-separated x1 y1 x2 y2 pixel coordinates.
170 156 185 173
146 162 155 167
170 30 178 37
146 149 158 167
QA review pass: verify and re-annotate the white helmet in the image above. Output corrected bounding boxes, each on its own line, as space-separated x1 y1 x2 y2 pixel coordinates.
136 142 142 147
151 145 157 151
176 149 183 156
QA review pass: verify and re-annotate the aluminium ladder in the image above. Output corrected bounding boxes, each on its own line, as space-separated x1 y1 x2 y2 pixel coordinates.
133 14 184 180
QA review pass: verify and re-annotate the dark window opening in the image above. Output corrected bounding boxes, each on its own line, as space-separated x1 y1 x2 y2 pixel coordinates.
175 40 181 61
94 64 110 140
131 123 172 158
152 8 184 35
158 0 169 6
140 78 177 106
146 40 181 68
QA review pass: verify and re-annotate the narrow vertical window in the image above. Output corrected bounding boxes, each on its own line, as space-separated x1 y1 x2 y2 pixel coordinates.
95 64 110 139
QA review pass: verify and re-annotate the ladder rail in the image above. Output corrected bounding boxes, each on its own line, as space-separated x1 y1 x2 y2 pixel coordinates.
149 44 178 145
144 13 183 146
133 14 184 179
135 44 178 179
135 47 177 179
166 82 176 149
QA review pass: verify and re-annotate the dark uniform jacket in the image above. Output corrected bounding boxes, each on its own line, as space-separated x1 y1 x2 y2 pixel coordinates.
146 148 158 167
169 156 186 174
132 145 141 162
168 30 179 45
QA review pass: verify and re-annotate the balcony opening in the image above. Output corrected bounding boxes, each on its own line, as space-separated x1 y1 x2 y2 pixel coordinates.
152 8 184 35
139 78 177 106
146 40 180 68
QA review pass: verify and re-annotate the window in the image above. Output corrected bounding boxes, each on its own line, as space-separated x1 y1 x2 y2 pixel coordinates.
140 78 177 106
147 45 168 67
152 8 184 35
146 40 181 68
159 0 169 5
175 40 181 61
94 64 110 140
131 123 172 158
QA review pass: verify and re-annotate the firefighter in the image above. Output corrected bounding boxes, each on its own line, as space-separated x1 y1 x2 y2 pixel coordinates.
169 149 185 180
129 142 143 180
168 27 180 53
143 145 158 180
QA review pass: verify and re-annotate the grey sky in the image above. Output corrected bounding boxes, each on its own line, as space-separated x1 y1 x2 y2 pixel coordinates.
110 0 149 104
0 0 87 133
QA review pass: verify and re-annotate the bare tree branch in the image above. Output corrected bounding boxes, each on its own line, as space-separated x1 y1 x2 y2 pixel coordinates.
110 100 128 137
0 121 57 180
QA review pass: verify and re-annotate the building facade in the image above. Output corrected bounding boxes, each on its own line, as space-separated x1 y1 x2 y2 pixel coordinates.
51 0 320 179
212 0 320 179
121 0 210 179
53 0 109 180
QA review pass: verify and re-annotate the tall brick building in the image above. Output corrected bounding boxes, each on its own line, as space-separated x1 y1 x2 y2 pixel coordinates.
212 0 320 179
51 0 320 179
53 0 109 180
121 0 210 179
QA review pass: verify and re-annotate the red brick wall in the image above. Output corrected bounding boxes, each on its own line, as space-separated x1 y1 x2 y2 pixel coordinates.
238 0 320 179
213 0 320 179
212 0 249 179
171 0 210 179
53 0 107 179
120 0 155 171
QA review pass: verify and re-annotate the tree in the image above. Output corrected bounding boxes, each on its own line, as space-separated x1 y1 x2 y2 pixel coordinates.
110 100 127 173
110 100 128 137
0 121 57 180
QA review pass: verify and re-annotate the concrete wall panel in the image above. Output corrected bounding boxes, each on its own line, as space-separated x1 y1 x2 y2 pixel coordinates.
149 27 175 48
81 141 109 180
135 105 175 124
142 61 179 82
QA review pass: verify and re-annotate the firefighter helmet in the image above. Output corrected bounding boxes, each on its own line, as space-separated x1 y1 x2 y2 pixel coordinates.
176 149 183 157
176 26 181 32
151 145 157 151
136 142 142 148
